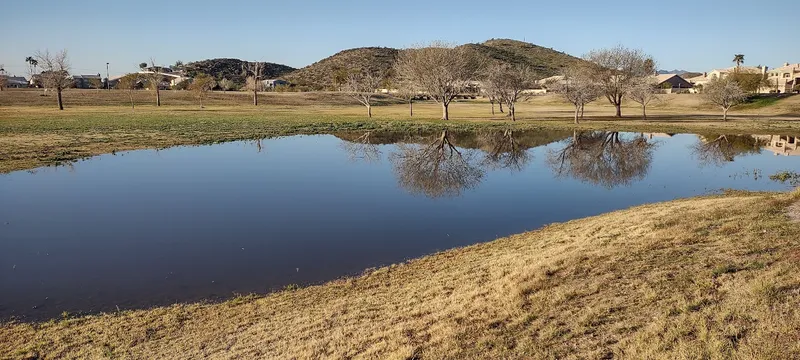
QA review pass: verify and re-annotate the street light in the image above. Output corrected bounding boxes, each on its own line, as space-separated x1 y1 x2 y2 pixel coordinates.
106 62 110 90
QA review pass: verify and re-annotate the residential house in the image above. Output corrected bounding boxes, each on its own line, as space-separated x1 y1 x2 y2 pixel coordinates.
72 74 103 89
753 135 800 156
655 74 693 93
687 66 766 88
261 79 288 89
138 67 190 88
5 76 29 88
763 63 800 93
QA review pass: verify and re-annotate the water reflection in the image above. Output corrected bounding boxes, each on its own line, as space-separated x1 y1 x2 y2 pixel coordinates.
546 131 656 188
3 130 800 320
692 135 766 166
390 130 484 198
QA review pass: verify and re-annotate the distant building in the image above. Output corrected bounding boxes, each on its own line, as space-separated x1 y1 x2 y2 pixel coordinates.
261 79 288 89
763 63 800 93
72 74 103 89
138 67 190 88
687 66 766 88
5 76 29 88
655 74 693 93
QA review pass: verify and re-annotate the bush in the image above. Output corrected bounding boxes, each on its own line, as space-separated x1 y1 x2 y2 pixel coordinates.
172 79 191 90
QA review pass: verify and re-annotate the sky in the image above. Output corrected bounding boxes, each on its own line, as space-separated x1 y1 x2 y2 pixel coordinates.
1 0 798 78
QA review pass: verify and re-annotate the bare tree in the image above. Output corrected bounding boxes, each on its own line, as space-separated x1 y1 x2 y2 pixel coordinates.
627 77 659 120
702 77 747 121
218 78 236 92
0 64 7 91
143 59 163 106
390 129 484 197
394 42 482 120
242 61 263 105
549 66 600 124
342 71 382 117
584 46 655 117
190 74 216 108
116 73 142 110
480 80 502 115
34 49 71 110
393 81 418 117
484 64 537 121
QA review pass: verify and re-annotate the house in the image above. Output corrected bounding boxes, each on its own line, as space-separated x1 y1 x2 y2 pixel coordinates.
753 135 800 156
655 74 693 93
138 67 190 88
687 66 766 88
5 76 29 88
762 63 800 93
72 74 103 89
261 79 288 89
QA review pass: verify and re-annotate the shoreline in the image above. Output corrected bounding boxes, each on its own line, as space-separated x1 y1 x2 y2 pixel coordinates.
2 103 800 173
3 190 799 358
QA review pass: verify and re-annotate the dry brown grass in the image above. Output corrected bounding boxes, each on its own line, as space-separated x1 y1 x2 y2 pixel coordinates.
3 190 799 359
2 90 800 174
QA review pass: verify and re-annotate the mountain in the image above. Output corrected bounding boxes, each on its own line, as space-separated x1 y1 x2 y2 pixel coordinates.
283 39 584 90
462 39 584 77
183 58 296 85
283 47 400 90
658 69 690 75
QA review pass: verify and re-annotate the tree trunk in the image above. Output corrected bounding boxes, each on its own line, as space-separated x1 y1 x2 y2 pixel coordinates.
155 88 161 107
491 101 495 115
409 101 413 117
615 103 621 117
129 92 135 110
580 104 585 119
253 89 258 106
442 102 449 120
367 104 372 118
723 107 728 121
642 105 647 120
510 106 516 121
200 96 204 109
57 88 63 110
499 101 504 113
574 105 580 124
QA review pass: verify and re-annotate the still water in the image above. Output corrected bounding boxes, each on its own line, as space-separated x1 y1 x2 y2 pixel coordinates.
2 131 799 320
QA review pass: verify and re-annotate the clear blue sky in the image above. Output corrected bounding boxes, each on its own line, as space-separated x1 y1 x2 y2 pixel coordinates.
1 0 797 77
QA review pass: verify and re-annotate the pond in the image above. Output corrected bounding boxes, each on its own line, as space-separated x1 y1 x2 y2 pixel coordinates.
2 131 799 320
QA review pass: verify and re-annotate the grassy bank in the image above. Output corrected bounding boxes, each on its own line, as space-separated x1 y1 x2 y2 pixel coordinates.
2 90 800 173
3 190 799 359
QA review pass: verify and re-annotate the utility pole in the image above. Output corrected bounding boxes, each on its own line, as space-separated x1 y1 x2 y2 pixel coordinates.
106 62 110 90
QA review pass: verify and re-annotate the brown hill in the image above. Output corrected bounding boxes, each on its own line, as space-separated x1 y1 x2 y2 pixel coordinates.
283 47 400 90
184 58 296 86
283 39 583 90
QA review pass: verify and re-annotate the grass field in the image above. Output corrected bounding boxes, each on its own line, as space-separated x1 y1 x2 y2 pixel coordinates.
1 89 800 173
3 190 799 359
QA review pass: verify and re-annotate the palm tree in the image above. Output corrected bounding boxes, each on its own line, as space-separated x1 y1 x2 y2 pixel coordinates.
25 56 38 74
732 54 745 69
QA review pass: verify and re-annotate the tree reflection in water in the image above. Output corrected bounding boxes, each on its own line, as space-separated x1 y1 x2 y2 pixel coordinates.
691 134 765 166
390 129 484 198
547 131 656 188
340 131 381 163
479 129 531 172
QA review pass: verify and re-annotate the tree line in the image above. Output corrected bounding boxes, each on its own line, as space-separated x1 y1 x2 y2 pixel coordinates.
20 44 758 119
